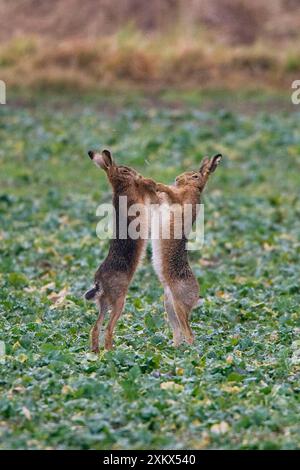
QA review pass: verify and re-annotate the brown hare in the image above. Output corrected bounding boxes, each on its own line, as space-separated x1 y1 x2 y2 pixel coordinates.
152 154 222 346
85 149 158 351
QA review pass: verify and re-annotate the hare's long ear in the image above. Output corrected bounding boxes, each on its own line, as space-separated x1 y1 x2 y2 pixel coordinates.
101 149 113 167
199 154 222 175
199 156 211 175
209 154 222 173
198 153 222 191
88 149 114 171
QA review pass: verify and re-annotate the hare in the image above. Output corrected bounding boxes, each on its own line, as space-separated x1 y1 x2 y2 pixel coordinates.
152 154 222 346
85 149 157 351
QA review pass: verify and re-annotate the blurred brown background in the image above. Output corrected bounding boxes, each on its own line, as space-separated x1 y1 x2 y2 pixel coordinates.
1 0 300 90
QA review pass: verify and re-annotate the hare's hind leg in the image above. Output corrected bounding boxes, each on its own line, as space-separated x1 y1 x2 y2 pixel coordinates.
164 286 182 346
91 296 108 353
172 298 194 344
104 296 126 350
171 280 199 345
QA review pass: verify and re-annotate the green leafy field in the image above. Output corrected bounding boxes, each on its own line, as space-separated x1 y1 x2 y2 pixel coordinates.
0 94 299 449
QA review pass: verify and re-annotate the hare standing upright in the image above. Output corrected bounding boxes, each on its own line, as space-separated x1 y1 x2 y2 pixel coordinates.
152 154 222 346
85 149 157 351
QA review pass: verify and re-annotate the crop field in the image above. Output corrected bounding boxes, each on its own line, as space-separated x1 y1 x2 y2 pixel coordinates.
0 93 299 449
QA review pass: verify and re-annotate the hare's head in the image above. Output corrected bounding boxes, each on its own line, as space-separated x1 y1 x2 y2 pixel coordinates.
175 154 222 190
88 149 141 186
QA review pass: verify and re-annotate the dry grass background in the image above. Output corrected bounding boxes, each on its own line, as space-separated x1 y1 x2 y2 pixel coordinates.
1 0 300 91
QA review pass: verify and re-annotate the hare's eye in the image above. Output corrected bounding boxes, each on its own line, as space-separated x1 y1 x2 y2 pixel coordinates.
192 174 199 179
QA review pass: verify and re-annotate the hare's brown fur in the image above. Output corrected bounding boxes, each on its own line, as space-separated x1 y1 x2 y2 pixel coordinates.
153 154 222 346
86 150 157 351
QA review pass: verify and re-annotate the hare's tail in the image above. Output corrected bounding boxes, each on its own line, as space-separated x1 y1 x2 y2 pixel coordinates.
84 282 103 301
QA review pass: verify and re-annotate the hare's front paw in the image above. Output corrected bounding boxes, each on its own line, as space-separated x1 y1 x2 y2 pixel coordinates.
156 183 167 192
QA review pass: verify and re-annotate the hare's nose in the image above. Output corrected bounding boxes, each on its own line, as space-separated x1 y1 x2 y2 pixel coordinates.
88 150 94 159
